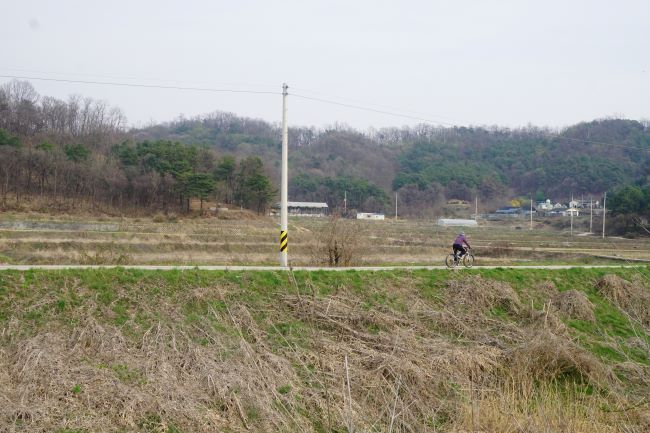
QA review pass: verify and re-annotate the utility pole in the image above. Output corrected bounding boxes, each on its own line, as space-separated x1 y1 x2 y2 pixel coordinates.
589 196 593 233
530 195 533 230
395 192 398 221
602 192 607 239
344 190 347 216
569 195 573 236
475 195 478 221
279 83 289 267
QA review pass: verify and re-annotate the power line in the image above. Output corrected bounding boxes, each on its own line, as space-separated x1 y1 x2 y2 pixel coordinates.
292 93 458 127
291 86 464 125
0 67 279 90
3 73 459 125
292 92 650 152
0 74 279 95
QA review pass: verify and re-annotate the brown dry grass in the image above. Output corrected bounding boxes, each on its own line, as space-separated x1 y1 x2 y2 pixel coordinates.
552 289 596 322
458 376 650 433
0 271 648 432
445 275 522 314
596 274 650 326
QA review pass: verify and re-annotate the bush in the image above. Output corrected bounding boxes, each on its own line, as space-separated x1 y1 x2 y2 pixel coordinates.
313 216 365 267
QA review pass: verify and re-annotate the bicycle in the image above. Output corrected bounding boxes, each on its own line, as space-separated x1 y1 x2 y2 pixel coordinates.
445 247 474 268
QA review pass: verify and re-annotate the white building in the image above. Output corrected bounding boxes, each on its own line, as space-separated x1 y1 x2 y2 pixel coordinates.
357 212 385 220
271 201 329 217
437 218 479 227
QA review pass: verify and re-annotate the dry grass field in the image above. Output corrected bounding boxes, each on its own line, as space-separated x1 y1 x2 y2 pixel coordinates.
1 212 649 266
1 267 649 432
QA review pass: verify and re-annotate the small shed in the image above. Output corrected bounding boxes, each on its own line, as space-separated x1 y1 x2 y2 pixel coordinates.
271 201 329 217
496 207 521 215
437 218 479 227
357 212 385 220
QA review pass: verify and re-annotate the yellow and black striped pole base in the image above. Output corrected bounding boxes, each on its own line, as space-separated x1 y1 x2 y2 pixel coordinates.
280 230 288 252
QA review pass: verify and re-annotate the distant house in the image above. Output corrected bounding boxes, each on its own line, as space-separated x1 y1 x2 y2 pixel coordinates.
437 218 478 227
271 201 329 217
496 207 521 215
553 203 567 210
537 199 554 211
566 208 580 216
357 212 385 220
574 199 600 209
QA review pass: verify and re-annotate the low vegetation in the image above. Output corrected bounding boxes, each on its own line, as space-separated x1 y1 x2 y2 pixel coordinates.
1 267 649 432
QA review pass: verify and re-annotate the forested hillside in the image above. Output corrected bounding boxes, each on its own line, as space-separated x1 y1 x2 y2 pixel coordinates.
134 106 650 215
0 80 275 214
392 122 647 203
2 79 649 216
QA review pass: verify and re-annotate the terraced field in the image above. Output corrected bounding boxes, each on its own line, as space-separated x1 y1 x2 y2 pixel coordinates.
0 213 649 266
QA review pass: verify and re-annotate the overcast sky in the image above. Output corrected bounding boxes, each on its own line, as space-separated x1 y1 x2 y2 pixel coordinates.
2 0 649 130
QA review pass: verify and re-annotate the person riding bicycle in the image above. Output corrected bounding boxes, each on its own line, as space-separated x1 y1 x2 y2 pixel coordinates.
452 231 471 262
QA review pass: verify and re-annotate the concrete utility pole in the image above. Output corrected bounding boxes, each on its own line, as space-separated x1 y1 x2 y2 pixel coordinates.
602 192 607 239
569 194 574 236
344 190 347 215
590 197 593 233
530 195 533 230
475 196 478 221
280 83 289 267
395 193 398 221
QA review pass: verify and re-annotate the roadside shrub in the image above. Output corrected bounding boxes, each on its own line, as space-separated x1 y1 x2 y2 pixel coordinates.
313 215 365 267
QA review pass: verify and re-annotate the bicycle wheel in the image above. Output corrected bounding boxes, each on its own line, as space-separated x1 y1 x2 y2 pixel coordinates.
445 254 457 269
462 253 475 268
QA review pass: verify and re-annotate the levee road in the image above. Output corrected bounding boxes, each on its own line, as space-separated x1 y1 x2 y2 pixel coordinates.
0 264 645 271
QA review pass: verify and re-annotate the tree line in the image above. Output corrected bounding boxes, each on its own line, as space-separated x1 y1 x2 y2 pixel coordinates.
290 173 389 213
0 128 275 213
0 80 275 214
3 78 650 217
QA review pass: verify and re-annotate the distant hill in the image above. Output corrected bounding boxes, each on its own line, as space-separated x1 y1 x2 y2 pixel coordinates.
2 79 649 215
133 113 650 214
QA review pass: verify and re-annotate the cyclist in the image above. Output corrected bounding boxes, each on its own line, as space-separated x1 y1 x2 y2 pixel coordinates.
452 231 471 263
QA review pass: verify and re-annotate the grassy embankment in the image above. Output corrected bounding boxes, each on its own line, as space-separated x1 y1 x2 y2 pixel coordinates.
0 267 649 433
